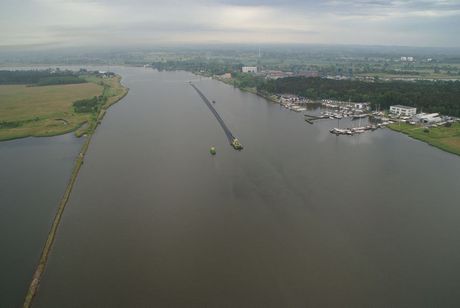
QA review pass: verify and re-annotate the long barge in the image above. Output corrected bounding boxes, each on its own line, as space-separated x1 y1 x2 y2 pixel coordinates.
190 83 243 150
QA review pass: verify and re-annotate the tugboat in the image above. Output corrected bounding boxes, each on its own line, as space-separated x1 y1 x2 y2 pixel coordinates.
231 138 243 150
210 146 216 155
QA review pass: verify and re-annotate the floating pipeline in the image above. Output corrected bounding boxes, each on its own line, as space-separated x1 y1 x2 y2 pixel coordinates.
190 83 243 150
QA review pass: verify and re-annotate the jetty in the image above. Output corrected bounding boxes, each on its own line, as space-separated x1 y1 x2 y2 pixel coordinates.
190 83 243 150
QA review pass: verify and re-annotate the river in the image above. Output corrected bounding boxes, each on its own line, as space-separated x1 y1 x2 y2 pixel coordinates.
5 67 460 307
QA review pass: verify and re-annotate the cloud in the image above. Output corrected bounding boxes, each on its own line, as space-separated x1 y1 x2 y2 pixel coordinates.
0 0 459 48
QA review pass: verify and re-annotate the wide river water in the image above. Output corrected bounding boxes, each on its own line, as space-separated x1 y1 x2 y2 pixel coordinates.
6 67 460 307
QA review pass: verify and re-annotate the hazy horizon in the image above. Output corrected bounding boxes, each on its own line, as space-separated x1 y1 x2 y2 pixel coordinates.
1 0 460 50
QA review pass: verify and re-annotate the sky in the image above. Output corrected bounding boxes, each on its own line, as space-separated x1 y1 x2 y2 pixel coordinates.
1 0 460 48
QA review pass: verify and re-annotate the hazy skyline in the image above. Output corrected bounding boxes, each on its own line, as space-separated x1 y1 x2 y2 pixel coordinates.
1 0 460 48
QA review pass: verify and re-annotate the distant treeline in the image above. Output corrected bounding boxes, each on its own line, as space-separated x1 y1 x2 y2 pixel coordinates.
73 95 107 113
0 70 86 86
152 60 243 76
258 77 460 117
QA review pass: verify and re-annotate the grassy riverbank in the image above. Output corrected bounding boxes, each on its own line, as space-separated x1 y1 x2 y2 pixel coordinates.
388 122 460 156
0 74 128 141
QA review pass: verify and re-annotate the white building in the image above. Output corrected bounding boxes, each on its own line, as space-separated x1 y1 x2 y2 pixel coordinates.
390 105 417 116
242 66 258 73
400 56 407 61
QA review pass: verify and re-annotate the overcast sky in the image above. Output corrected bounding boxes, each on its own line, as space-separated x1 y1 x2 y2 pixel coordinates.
1 0 460 48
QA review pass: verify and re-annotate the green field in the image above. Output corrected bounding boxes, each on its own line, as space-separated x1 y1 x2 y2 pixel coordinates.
0 75 127 141
388 122 460 156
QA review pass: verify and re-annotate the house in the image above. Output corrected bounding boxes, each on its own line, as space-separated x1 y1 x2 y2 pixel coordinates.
242 66 258 73
389 105 417 116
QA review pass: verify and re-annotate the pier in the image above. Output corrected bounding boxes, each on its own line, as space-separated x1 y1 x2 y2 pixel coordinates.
190 83 243 150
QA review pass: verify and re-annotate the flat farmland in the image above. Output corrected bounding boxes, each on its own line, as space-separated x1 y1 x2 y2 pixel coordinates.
0 83 103 141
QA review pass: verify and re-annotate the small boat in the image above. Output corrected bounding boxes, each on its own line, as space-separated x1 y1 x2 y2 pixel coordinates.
212 100 216 104
210 147 216 155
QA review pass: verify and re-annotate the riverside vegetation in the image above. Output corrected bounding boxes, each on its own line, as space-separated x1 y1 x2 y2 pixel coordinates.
0 70 128 141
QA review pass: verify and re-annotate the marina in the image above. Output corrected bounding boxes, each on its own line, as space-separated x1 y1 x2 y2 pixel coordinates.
278 97 416 137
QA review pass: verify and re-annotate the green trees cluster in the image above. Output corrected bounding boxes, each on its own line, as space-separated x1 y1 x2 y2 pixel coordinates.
231 72 265 89
0 121 22 129
73 96 106 113
258 77 460 116
0 117 39 129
